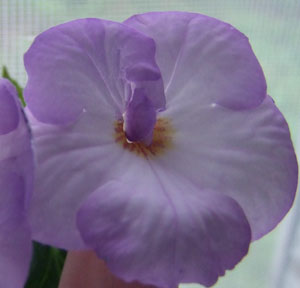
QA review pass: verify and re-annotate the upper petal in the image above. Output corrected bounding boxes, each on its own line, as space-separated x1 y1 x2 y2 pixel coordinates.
77 169 251 288
24 18 165 125
156 95 298 240
125 12 266 110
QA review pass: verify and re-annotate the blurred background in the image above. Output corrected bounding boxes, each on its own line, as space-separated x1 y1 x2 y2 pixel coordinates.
0 1 299 287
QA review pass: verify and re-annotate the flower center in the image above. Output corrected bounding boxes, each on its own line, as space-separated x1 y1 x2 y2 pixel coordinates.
114 118 174 158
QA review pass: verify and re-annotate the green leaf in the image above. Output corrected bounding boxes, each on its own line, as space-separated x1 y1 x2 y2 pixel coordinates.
1 66 26 106
25 242 67 288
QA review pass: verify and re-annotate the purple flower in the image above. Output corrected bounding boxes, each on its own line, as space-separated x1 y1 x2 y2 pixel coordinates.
24 12 298 288
0 78 33 287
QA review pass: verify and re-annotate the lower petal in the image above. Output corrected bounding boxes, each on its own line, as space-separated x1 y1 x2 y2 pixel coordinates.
77 169 251 288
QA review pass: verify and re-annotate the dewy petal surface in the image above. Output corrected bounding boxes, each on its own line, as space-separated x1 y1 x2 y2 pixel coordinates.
77 167 251 288
0 79 33 288
125 12 267 110
24 18 165 125
155 95 298 240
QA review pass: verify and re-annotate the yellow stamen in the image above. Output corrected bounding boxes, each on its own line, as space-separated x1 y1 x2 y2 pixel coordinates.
114 118 174 158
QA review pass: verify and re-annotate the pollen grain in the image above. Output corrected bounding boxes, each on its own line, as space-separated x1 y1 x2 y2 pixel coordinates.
114 118 174 158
